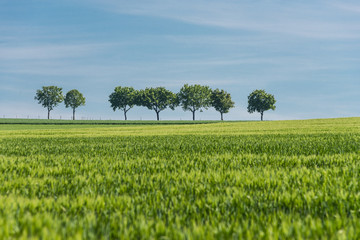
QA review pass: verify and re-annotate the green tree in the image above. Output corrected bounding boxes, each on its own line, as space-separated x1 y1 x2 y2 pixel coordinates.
247 89 276 121
109 86 138 120
211 89 235 121
177 84 212 121
64 89 86 120
138 87 177 121
34 86 64 119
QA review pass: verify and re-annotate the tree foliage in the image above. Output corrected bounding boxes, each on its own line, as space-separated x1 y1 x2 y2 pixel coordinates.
64 89 86 120
247 89 276 121
138 87 177 121
108 86 138 120
211 89 235 120
177 84 212 120
34 86 64 119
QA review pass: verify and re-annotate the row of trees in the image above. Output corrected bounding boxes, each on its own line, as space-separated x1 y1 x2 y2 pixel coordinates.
34 85 276 121
109 84 235 121
34 86 85 120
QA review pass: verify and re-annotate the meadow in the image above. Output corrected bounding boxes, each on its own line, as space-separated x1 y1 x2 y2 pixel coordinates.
0 118 359 239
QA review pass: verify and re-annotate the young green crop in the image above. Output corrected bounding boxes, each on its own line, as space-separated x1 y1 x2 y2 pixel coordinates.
0 118 359 239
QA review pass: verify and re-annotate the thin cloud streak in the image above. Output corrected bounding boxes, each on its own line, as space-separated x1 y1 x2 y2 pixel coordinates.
87 0 360 39
0 43 114 60
1 52 355 83
333 2 360 13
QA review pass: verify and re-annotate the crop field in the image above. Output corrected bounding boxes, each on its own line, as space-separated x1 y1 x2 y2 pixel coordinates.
0 118 222 125
0 118 360 239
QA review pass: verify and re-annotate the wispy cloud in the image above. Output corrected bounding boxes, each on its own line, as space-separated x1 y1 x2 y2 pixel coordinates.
332 2 360 13
85 0 360 39
0 43 112 60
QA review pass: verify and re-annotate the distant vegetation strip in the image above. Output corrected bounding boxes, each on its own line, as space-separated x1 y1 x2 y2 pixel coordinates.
0 118 226 125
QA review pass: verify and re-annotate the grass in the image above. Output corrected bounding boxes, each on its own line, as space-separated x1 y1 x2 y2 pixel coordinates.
0 118 223 125
0 117 359 239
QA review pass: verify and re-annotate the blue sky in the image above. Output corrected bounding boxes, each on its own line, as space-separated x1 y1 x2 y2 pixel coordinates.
1 0 360 120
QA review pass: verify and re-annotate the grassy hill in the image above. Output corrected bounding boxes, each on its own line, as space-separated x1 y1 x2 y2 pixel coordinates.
0 117 359 239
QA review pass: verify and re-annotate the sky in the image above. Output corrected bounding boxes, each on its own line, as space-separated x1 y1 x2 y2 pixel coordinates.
1 0 360 121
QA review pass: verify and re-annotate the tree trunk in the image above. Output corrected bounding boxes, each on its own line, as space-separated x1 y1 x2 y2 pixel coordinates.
124 110 127 120
192 111 195 121
156 111 160 121
48 109 50 120
73 108 75 120
261 111 264 121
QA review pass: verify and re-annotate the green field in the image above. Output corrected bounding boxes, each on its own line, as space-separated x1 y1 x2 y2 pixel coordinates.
1 118 360 239
0 118 222 125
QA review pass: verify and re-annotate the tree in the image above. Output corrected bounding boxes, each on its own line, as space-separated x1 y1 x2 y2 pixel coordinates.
211 89 235 121
138 87 177 121
64 89 86 120
34 86 64 119
109 86 138 120
247 89 276 121
177 84 212 120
